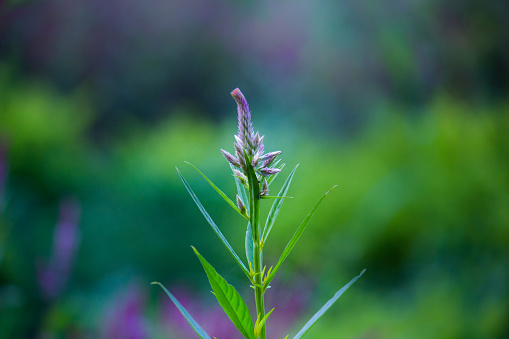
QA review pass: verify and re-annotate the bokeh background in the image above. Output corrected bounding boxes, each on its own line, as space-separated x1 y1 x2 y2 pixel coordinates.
1 0 509 338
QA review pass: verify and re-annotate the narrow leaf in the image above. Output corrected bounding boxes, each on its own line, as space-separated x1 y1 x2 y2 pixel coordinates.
254 308 274 338
245 222 254 273
265 186 337 288
193 247 256 339
186 162 249 220
262 164 298 241
151 282 212 339
177 167 250 278
292 269 366 339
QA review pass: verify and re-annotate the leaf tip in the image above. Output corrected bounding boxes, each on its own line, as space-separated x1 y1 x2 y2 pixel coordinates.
150 281 160 285
325 185 339 195
191 246 200 256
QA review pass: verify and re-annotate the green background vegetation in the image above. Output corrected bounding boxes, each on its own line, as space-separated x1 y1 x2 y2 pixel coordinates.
0 0 508 338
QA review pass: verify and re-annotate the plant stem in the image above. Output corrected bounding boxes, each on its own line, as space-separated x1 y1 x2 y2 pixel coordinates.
248 166 266 339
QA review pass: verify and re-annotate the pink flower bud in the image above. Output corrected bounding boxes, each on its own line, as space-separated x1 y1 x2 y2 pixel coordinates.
221 149 240 168
259 167 281 176
236 195 247 214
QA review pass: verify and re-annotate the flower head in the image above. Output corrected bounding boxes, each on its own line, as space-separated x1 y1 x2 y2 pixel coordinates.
221 88 282 190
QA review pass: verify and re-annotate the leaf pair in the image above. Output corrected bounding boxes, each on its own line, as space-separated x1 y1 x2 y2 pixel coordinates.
153 266 366 339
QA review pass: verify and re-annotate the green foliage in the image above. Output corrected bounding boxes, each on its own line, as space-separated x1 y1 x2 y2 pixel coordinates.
1 72 508 338
193 247 255 339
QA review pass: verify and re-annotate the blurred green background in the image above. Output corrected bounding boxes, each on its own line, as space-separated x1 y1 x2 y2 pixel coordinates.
1 0 508 338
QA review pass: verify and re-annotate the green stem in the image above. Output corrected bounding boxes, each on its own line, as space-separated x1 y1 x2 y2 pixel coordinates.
248 165 266 339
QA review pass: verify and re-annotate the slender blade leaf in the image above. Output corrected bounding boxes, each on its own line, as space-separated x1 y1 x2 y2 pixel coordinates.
193 247 256 339
151 282 211 339
254 308 274 338
292 269 366 339
262 164 298 241
177 167 250 278
186 162 248 220
265 186 337 287
245 222 254 273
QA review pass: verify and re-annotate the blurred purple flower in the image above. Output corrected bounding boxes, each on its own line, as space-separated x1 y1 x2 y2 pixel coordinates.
264 277 314 338
37 198 81 300
103 284 148 339
160 280 313 339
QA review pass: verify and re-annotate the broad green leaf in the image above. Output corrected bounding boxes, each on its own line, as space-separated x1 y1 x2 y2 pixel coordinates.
229 163 249 215
245 222 254 273
186 162 249 220
151 282 211 339
177 167 250 278
193 247 256 339
292 269 366 339
262 164 298 242
264 186 337 288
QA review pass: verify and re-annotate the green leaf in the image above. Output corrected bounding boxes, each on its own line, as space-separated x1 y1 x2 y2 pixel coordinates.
262 164 298 242
186 162 249 220
254 308 274 338
177 167 250 278
264 186 337 288
151 282 211 339
230 163 249 215
292 269 366 339
245 222 254 274
193 247 256 339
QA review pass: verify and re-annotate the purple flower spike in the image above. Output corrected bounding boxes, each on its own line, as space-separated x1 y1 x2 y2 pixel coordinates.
232 88 255 150
222 88 282 194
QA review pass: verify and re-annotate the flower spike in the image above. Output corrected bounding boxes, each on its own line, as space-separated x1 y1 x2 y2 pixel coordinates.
222 88 282 195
